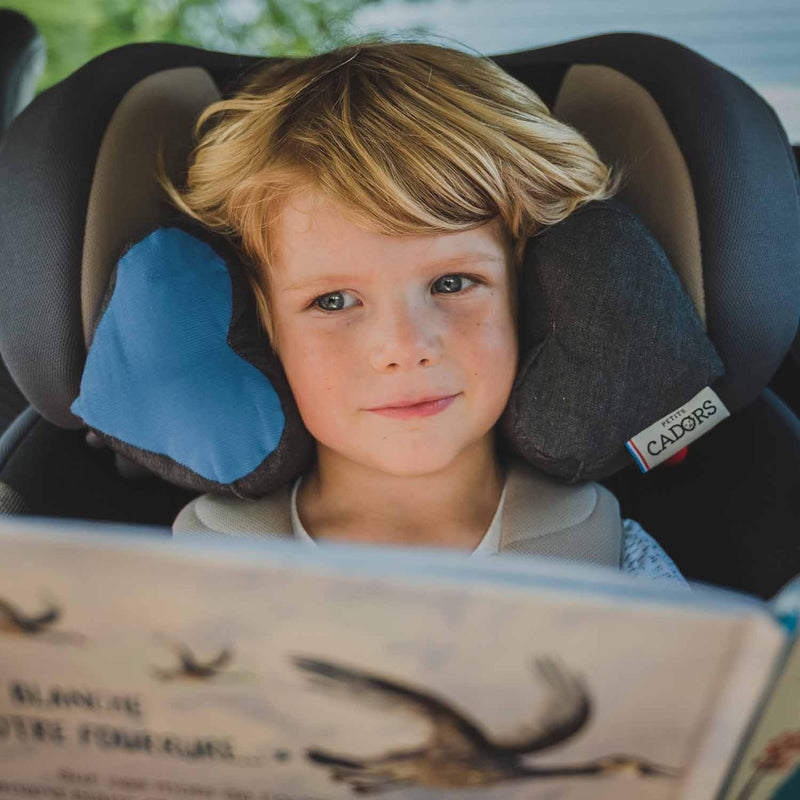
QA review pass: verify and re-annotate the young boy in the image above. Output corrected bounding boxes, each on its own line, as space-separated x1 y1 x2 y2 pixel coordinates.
163 39 687 586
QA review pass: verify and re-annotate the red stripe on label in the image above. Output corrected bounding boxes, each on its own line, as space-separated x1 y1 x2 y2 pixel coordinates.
628 439 650 470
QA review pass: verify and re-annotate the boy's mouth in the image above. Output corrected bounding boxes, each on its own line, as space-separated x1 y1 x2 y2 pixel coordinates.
366 394 460 419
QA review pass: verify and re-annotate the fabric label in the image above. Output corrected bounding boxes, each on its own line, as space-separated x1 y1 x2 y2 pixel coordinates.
625 386 730 474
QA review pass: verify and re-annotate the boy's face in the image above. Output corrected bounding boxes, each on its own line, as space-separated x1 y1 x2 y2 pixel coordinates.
268 186 518 477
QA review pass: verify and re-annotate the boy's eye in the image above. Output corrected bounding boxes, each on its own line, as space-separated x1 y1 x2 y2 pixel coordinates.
310 274 479 313
314 290 357 312
433 274 477 294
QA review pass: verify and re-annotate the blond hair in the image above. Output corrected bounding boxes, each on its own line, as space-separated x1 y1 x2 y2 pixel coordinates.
156 37 623 350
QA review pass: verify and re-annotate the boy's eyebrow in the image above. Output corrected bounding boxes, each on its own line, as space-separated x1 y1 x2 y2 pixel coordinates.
282 251 506 292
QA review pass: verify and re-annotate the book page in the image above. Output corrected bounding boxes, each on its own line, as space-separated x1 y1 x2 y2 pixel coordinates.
716 637 800 800
0 521 787 800
676 616 790 799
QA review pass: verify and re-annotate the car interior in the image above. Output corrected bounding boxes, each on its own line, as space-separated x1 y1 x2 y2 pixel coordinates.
0 8 799 601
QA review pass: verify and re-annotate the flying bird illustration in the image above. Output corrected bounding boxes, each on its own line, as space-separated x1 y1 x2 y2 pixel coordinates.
151 635 253 682
0 595 87 644
292 655 681 794
0 596 58 633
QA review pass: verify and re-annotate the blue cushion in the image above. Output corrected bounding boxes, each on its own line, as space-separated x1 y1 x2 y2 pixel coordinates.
71 227 286 484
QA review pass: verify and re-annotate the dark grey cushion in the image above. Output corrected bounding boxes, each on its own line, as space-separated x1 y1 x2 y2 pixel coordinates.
499 198 726 482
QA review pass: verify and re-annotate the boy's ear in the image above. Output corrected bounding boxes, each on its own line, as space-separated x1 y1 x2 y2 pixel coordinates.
70 218 315 500
500 198 727 482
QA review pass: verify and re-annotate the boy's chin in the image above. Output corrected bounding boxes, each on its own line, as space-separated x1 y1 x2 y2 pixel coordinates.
353 444 482 479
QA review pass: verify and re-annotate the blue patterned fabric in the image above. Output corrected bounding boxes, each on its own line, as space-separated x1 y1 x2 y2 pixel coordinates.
621 518 690 589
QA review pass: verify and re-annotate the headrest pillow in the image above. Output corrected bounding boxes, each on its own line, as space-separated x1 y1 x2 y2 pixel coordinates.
499 199 728 481
71 199 727 498
71 219 315 498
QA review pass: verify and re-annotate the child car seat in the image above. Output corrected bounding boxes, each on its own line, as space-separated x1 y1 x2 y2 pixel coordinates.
0 32 798 599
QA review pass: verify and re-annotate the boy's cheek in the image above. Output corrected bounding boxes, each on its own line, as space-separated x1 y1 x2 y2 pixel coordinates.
286 370 347 445
470 319 519 410
287 358 342 407
466 312 518 372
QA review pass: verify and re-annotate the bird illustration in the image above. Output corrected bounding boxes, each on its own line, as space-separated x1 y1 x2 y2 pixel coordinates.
0 596 58 634
151 635 252 682
0 595 87 644
292 654 681 794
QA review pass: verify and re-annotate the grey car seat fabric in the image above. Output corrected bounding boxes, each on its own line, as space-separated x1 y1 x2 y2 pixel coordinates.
0 10 45 433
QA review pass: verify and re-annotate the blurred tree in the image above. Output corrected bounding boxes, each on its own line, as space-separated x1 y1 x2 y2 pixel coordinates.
3 0 435 92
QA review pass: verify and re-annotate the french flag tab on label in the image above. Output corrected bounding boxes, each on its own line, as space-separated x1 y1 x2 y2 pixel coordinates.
625 386 730 474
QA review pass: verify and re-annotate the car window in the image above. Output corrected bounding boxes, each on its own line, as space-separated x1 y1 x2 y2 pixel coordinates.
353 0 800 144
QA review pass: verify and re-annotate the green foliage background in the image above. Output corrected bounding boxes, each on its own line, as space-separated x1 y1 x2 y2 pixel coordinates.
5 0 435 92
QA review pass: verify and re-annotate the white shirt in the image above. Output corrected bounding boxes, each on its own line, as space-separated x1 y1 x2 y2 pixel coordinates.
289 473 509 556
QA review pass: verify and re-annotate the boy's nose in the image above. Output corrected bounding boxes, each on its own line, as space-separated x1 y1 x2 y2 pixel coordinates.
368 298 442 373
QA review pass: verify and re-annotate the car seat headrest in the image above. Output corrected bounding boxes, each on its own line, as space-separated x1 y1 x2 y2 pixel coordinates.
1 35 798 483
69 200 727 497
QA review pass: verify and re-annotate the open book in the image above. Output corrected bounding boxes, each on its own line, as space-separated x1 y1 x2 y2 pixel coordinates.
0 517 797 800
